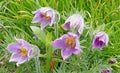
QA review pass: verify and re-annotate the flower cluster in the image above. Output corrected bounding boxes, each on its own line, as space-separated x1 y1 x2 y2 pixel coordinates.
52 13 84 59
6 7 109 71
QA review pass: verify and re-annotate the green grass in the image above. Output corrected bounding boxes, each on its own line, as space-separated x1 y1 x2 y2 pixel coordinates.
0 0 120 73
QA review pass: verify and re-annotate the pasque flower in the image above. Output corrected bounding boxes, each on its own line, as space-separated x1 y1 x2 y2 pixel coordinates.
52 32 81 60
6 39 39 66
62 14 84 36
101 69 111 73
32 7 57 30
92 32 109 49
108 58 117 64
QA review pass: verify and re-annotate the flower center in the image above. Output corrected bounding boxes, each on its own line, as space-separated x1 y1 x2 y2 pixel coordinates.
19 47 28 56
65 36 76 48
43 11 51 20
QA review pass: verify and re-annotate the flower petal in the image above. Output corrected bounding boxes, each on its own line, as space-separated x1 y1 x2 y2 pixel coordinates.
6 43 20 53
105 34 109 46
61 48 74 60
31 14 43 23
46 10 53 18
62 22 70 30
52 39 66 49
41 20 50 30
16 39 31 50
92 39 104 49
16 56 28 66
9 53 21 62
47 10 54 26
73 40 81 55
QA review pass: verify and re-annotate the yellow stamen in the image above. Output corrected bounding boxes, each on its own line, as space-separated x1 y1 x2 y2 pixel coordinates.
19 47 28 56
43 11 51 20
65 36 76 48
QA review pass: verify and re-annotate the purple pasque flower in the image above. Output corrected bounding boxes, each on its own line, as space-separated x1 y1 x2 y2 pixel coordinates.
92 32 109 49
101 69 111 73
62 14 84 36
32 7 55 30
108 58 117 64
52 32 81 60
6 39 32 66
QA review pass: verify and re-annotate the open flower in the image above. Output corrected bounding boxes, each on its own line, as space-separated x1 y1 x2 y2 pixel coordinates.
32 7 56 30
6 39 32 66
52 32 81 60
62 14 84 36
92 32 109 49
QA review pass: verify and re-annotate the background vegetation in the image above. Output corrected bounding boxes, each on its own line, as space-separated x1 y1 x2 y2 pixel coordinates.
0 0 120 73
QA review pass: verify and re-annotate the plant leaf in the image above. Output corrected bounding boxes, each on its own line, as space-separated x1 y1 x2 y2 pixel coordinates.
30 26 46 43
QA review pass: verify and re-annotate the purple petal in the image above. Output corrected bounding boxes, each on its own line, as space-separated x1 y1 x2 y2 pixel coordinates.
61 48 75 60
52 34 69 49
47 10 54 26
101 69 111 73
16 39 31 51
52 39 66 49
108 59 117 64
97 32 109 46
104 33 109 46
98 34 106 42
7 43 20 53
41 20 50 30
92 38 104 49
73 49 80 55
28 49 32 57
62 22 70 30
46 10 53 18
78 25 84 36
73 40 81 55
16 56 28 66
9 53 21 62
31 14 43 23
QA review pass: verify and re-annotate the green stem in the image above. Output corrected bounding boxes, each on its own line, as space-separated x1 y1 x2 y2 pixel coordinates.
35 57 40 73
54 23 58 38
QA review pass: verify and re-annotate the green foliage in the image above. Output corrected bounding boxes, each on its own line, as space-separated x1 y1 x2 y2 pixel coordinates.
30 26 46 44
0 0 120 73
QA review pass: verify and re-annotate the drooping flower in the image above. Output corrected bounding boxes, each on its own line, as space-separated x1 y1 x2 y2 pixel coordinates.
32 7 59 30
108 58 117 64
52 32 81 60
62 14 84 36
101 69 111 73
92 32 109 49
6 39 32 66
